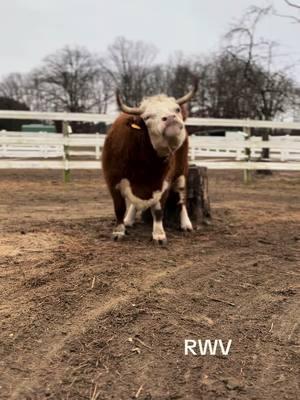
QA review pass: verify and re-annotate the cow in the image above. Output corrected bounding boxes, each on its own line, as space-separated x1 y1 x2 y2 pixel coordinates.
102 83 197 244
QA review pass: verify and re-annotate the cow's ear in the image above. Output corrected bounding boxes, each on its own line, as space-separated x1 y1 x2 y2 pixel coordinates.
180 104 188 121
133 116 147 130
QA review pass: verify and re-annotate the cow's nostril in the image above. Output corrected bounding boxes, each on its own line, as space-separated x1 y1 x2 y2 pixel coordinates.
162 115 176 122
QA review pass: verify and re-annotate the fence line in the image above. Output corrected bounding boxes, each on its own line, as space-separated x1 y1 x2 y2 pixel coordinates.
1 132 300 161
1 111 300 179
1 110 300 130
1 159 300 172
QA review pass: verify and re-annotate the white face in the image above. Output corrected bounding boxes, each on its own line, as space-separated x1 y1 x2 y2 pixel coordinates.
140 95 187 157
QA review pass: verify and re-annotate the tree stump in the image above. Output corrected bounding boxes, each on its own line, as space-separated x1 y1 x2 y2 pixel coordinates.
142 165 212 229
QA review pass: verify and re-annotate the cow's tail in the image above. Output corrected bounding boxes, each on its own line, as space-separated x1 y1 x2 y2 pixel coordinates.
116 179 165 211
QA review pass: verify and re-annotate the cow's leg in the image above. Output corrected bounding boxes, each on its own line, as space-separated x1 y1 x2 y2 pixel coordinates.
111 189 127 240
174 175 193 231
124 204 136 227
151 201 167 245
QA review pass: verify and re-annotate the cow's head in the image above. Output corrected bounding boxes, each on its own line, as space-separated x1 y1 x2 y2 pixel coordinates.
116 82 197 157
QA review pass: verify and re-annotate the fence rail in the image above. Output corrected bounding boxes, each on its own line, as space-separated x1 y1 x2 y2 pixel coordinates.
1 110 300 130
1 160 299 171
1 133 300 161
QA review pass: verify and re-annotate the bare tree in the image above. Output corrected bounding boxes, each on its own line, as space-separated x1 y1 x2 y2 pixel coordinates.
100 36 158 105
37 46 105 113
284 0 300 9
0 73 30 106
0 72 50 111
0 97 35 131
274 0 300 23
223 5 294 121
222 5 297 169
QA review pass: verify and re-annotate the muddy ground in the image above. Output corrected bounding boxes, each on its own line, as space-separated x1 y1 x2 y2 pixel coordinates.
0 169 299 400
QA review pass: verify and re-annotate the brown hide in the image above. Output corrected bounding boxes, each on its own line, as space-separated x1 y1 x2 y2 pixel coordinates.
102 113 189 201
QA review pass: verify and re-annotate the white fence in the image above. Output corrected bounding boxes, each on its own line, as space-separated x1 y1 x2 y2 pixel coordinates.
0 110 300 174
0 131 105 160
189 134 300 162
1 132 300 163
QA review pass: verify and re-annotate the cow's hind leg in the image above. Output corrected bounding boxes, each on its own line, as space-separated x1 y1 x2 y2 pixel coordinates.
174 175 193 231
111 189 127 240
124 204 136 227
151 202 167 245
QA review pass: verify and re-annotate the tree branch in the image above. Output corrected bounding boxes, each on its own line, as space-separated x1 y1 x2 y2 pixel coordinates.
275 12 300 22
284 0 300 9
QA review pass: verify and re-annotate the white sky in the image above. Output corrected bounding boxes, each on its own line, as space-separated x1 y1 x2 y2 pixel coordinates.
0 0 299 80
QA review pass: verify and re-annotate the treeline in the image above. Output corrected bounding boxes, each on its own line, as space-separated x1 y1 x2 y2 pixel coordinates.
0 6 299 122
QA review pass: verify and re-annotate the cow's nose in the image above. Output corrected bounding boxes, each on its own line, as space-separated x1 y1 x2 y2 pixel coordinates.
162 114 176 123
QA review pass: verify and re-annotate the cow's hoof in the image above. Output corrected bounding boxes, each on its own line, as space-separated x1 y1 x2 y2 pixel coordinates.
180 226 193 232
180 221 193 232
124 222 135 228
158 238 168 246
112 233 125 241
152 236 167 246
203 218 212 226
112 224 127 241
112 230 127 241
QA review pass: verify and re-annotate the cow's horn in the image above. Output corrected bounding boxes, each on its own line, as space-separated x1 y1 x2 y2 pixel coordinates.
116 90 143 115
176 79 198 105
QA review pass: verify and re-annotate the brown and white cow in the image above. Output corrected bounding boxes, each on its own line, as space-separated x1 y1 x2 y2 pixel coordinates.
102 83 197 244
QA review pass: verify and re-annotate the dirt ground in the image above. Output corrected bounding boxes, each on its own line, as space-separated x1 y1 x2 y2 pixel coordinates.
0 169 299 400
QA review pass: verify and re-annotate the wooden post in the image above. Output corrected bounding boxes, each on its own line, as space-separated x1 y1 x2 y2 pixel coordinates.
256 128 272 176
142 166 212 229
63 121 71 183
243 126 252 184
95 132 100 160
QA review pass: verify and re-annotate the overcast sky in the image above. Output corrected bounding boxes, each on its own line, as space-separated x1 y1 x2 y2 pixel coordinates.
0 0 299 79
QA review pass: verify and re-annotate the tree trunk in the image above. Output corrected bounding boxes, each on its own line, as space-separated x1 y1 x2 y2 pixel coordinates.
142 166 212 228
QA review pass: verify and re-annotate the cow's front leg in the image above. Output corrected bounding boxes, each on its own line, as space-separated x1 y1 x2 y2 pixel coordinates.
124 204 136 227
111 189 127 241
151 202 167 245
174 175 193 231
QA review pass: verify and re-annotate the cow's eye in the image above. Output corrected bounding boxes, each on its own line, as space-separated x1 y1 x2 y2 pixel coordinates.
175 107 181 113
144 113 155 121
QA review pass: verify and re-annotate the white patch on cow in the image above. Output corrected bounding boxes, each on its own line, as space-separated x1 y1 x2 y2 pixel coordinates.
116 179 169 212
116 179 161 211
180 205 193 231
151 202 166 242
173 175 193 231
173 175 186 205
162 179 170 193
124 204 136 227
112 223 126 240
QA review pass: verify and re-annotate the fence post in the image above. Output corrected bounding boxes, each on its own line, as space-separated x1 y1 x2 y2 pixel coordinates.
95 132 100 160
257 128 272 176
243 126 252 184
63 121 71 183
190 145 195 161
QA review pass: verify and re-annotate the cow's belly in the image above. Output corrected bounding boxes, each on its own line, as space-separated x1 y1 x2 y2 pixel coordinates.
130 180 165 200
